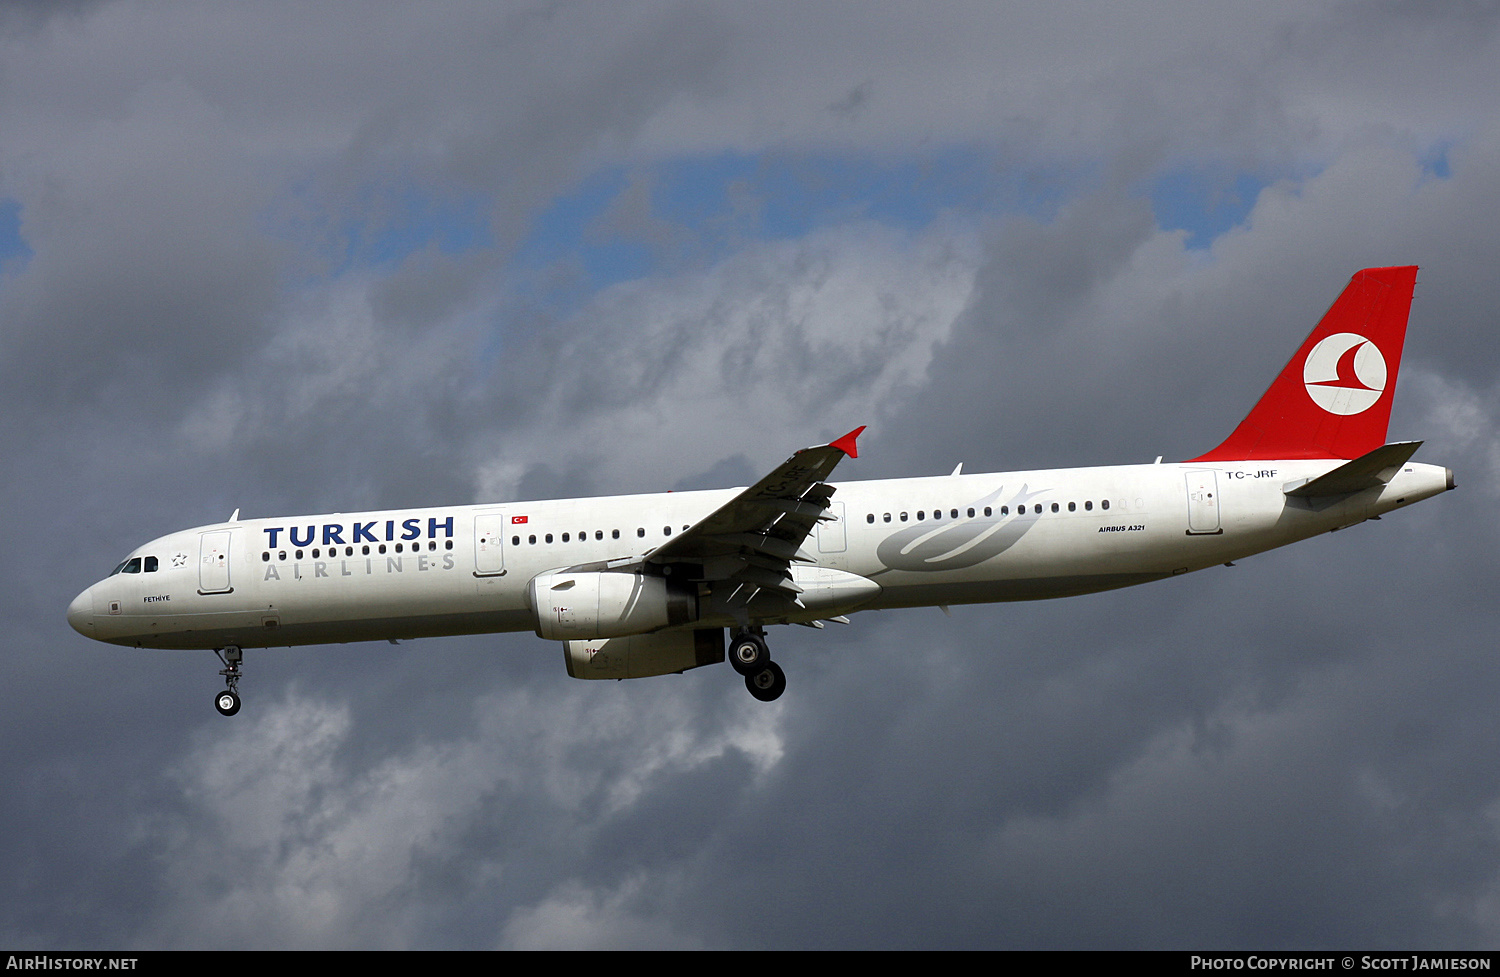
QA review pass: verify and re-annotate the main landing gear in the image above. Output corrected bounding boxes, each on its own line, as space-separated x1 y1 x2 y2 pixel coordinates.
213 646 243 717
729 629 786 702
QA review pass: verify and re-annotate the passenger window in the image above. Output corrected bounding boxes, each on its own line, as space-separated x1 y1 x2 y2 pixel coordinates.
900 512 908 522
867 513 875 524
612 529 619 539
562 533 570 542
663 526 672 536
1085 501 1093 511
1102 500 1110 510
1052 503 1059 513
883 513 892 523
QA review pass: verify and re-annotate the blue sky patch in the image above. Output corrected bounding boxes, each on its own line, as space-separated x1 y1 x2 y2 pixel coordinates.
269 178 495 281
0 198 32 272
1419 141 1453 181
511 149 1089 307
1148 169 1269 249
341 185 493 270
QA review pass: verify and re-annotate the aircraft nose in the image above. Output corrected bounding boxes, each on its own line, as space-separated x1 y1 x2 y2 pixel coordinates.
67 588 94 636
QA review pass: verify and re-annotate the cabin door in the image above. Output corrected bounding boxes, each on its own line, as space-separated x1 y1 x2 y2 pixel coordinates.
198 530 233 594
1185 471 1223 535
474 512 508 576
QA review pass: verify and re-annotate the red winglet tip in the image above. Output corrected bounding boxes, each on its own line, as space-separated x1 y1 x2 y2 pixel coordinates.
830 425 866 458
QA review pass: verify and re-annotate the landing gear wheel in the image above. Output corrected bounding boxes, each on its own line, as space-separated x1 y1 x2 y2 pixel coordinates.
745 660 787 702
729 632 770 675
213 645 243 718
214 689 241 717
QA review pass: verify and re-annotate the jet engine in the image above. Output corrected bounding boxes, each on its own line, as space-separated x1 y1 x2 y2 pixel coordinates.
562 628 725 680
527 569 697 640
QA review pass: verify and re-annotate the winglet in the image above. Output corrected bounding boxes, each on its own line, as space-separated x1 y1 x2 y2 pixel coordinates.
830 426 865 458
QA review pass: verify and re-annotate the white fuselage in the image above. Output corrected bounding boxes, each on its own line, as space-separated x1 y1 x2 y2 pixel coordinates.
67 457 1452 652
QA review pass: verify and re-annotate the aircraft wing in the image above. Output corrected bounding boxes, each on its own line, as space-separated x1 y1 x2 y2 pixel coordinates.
642 426 864 605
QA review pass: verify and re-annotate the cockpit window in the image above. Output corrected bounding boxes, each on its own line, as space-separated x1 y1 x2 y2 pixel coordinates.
109 556 158 575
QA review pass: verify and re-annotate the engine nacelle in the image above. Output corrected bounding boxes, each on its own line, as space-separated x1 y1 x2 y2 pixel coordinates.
563 628 725 680
527 569 697 640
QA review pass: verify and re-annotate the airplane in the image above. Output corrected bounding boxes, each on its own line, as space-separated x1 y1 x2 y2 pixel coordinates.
67 266 1453 716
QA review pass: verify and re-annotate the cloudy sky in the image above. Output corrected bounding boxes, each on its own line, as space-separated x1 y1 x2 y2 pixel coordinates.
4 0 1499 950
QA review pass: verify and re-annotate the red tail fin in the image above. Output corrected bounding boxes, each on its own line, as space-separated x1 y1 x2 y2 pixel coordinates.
1189 266 1418 462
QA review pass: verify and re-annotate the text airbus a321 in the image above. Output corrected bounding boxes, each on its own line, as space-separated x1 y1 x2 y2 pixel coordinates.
68 266 1453 715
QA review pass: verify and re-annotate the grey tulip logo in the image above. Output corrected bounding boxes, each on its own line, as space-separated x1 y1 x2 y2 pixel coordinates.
873 484 1050 573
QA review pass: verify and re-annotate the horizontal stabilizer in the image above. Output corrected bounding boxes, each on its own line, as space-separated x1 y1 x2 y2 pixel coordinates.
1284 441 1422 499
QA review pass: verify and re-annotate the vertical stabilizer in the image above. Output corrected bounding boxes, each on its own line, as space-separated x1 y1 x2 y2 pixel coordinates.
1190 266 1418 462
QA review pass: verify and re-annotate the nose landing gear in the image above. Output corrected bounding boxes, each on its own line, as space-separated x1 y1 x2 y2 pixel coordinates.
213 646 243 717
